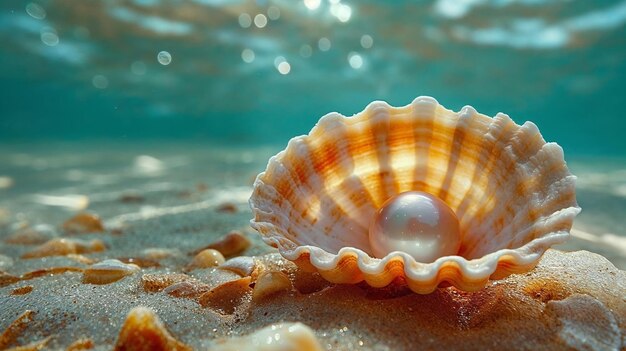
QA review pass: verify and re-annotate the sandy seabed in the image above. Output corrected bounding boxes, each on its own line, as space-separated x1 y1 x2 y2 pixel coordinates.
0 142 624 350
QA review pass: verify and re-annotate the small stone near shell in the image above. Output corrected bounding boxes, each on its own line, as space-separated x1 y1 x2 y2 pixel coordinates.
211 322 323 351
4 226 50 245
546 294 621 350
187 249 225 271
82 259 139 285
114 306 191 351
20 266 83 280
11 286 33 296
66 338 94 351
21 238 106 259
369 191 461 262
292 271 334 295
118 192 145 203
117 257 160 268
0 176 14 189
198 276 252 314
0 254 13 270
0 310 35 350
191 268 243 288
142 248 180 260
196 230 250 257
62 212 105 234
523 277 572 303
0 271 20 288
67 254 97 265
218 256 258 278
0 208 10 227
141 273 191 293
252 271 292 301
163 280 211 299
5 336 51 351
216 202 237 213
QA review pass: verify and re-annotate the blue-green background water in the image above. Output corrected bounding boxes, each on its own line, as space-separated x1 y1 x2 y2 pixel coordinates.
0 1 625 270
1 0 626 155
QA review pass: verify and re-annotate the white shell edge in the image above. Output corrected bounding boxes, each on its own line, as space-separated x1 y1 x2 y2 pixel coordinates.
249 96 581 289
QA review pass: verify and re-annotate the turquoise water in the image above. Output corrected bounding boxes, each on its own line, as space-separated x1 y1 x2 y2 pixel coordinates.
0 1 625 269
1 0 625 156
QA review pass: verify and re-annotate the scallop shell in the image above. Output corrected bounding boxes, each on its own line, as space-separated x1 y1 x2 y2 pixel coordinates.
249 96 580 294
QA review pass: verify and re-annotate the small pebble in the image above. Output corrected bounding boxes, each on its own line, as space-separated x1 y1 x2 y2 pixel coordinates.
4 226 50 245
216 202 237 213
164 280 211 299
209 323 323 351
0 310 35 350
198 277 252 314
252 271 292 301
118 193 145 203
114 307 191 351
187 249 225 271
218 256 258 278
0 176 14 189
118 257 160 268
82 259 139 285
0 270 20 288
67 254 96 265
22 238 106 259
11 285 33 295
196 230 250 257
66 338 94 351
20 266 84 280
141 273 190 293
0 208 10 227
62 213 105 234
142 248 179 260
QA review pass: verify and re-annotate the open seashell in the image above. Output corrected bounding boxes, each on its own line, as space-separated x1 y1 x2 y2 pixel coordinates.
249 96 580 294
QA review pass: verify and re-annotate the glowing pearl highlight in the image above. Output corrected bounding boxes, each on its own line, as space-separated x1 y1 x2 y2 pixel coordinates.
369 191 461 262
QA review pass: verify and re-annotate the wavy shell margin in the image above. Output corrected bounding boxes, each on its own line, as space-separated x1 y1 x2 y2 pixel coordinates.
249 96 581 294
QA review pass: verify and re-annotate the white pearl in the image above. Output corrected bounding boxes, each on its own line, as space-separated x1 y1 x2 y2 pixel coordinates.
368 191 461 262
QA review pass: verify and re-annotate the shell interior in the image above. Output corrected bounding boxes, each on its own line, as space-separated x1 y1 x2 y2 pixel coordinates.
249 96 580 292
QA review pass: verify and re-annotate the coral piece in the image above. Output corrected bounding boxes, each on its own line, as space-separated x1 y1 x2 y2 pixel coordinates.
250 96 580 293
113 307 191 351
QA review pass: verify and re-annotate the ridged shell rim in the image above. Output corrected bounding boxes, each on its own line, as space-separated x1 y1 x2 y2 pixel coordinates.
249 96 581 291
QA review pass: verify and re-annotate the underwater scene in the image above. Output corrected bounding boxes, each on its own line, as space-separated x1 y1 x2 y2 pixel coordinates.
0 1 625 350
